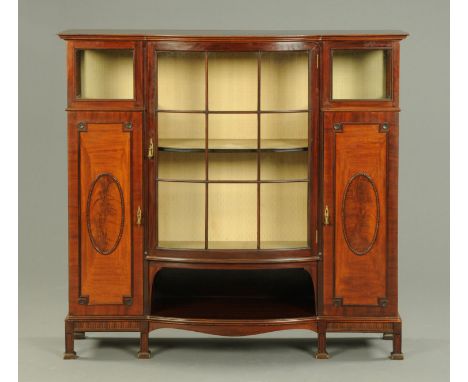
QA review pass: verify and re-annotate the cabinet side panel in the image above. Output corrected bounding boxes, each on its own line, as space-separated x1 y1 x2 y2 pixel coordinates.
79 123 132 304
335 124 387 305
322 111 398 317
68 111 143 316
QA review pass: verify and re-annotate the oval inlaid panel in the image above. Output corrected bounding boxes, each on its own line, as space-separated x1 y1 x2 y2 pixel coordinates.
342 173 379 256
86 173 125 255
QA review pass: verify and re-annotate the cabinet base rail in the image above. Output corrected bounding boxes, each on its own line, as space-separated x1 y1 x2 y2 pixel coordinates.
64 315 403 360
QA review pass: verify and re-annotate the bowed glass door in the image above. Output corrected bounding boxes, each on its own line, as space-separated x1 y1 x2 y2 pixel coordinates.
154 50 313 251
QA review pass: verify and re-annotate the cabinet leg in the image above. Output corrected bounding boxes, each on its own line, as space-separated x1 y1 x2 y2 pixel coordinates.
382 332 393 340
138 322 151 359
74 331 85 340
315 321 330 359
390 322 404 360
64 320 77 360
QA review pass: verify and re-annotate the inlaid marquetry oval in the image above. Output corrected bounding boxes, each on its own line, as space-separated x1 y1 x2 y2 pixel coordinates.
86 173 125 255
341 173 380 256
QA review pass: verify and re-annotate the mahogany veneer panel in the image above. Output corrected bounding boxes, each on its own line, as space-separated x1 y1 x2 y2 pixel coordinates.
68 111 143 316
334 124 387 305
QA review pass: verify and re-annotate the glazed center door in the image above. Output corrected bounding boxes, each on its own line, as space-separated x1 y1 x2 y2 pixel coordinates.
148 47 317 253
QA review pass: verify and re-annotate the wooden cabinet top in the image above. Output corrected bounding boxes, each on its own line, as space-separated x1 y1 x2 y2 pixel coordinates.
59 30 408 41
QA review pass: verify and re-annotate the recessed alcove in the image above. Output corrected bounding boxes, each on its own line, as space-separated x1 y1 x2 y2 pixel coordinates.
151 268 316 319
77 49 134 99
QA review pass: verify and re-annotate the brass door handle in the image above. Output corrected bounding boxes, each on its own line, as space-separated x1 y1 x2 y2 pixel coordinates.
324 205 330 225
136 206 142 225
147 138 154 159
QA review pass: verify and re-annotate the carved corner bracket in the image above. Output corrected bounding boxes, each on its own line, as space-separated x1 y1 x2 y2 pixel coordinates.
123 296 133 306
378 297 389 307
333 123 343 132
379 123 390 133
77 121 87 132
332 298 343 307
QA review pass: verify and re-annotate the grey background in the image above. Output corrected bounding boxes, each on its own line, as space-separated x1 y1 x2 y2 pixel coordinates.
19 0 449 381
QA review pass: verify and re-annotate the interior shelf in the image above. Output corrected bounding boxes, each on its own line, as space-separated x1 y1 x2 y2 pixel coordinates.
151 269 316 320
158 139 308 152
158 241 309 250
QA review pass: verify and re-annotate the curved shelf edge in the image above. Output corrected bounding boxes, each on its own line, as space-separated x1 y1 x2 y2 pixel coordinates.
146 255 319 264
157 139 309 153
148 316 318 336
158 147 308 153
146 249 319 264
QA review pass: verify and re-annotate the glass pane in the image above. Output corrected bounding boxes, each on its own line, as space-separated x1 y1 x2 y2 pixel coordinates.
158 113 205 150
208 184 256 248
209 114 257 149
209 153 257 181
158 152 205 180
261 51 309 110
158 182 205 249
332 49 390 100
261 152 308 180
157 52 205 110
261 113 308 150
78 49 133 99
261 183 308 249
208 53 258 111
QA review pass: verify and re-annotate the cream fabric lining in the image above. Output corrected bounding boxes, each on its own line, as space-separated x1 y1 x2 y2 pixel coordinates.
157 52 205 109
261 51 309 110
158 151 307 181
158 183 205 246
157 180 308 248
332 50 387 100
156 51 309 249
157 51 309 111
158 113 308 143
79 50 134 99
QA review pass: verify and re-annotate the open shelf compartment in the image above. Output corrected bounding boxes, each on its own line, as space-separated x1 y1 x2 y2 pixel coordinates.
151 268 316 319
76 49 134 100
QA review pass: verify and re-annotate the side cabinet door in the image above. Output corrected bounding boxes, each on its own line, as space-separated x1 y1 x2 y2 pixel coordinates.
322 112 398 316
68 112 143 315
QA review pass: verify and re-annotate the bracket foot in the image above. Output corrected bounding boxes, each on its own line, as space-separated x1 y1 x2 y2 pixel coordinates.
138 351 151 359
315 352 330 359
63 352 78 360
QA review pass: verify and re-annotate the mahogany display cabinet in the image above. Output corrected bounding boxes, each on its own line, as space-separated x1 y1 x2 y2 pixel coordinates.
59 30 408 360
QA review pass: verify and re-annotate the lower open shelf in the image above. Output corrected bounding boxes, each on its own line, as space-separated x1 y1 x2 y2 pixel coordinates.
152 297 315 319
151 268 316 320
